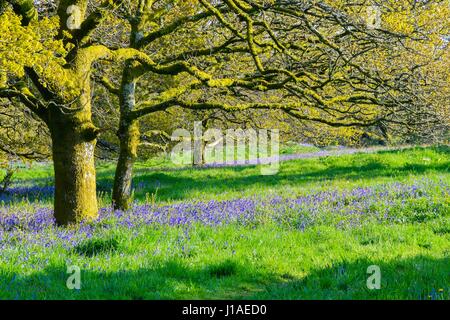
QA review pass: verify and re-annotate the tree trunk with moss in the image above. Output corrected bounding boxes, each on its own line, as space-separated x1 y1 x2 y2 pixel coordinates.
112 74 140 210
48 92 99 225
112 118 139 210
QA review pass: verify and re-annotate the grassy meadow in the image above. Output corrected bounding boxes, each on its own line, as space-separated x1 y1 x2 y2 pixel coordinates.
0 145 449 299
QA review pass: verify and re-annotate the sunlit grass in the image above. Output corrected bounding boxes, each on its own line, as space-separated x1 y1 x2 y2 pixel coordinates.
0 145 449 299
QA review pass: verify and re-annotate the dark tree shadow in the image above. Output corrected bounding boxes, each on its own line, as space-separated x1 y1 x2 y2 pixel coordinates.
123 147 449 202
1 255 448 300
2 146 449 204
251 255 450 300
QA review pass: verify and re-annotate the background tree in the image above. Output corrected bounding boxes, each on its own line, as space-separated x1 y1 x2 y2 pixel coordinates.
95 0 449 210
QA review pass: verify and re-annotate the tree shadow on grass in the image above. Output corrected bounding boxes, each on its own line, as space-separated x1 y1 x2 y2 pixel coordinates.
126 153 449 202
253 255 450 300
2 146 449 205
0 259 271 300
1 255 448 300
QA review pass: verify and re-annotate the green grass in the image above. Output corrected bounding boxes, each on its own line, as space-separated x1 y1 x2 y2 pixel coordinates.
279 141 321 155
6 145 449 205
126 145 449 204
0 145 449 299
1 222 449 299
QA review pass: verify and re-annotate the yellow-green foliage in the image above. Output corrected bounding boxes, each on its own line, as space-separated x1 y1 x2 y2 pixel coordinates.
0 9 66 86
0 8 82 100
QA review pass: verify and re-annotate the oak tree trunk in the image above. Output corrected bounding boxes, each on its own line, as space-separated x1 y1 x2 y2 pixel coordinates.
49 104 99 225
112 73 139 210
112 118 139 210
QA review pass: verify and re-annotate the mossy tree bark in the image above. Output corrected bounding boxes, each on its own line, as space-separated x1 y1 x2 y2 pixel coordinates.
112 117 139 210
111 22 144 211
48 89 99 225
112 68 140 210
